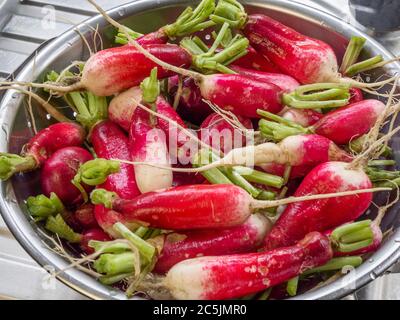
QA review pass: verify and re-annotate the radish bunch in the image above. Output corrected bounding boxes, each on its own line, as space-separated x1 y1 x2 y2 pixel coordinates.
4 0 399 301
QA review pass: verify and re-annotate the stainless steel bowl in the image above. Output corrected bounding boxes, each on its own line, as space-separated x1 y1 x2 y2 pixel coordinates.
1 0 400 300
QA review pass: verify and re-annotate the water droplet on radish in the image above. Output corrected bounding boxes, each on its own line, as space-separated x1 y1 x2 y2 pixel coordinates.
205 34 211 40
46 114 51 120
27 121 32 128
73 111 77 118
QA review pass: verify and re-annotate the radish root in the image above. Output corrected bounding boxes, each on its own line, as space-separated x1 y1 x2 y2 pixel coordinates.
0 86 72 123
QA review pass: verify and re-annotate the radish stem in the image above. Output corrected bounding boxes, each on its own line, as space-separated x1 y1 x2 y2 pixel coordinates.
0 154 37 180
340 36 366 74
286 276 299 297
26 192 64 221
303 256 362 275
346 55 384 77
210 0 247 29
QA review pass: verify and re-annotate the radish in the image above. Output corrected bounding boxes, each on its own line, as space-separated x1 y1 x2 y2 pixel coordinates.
0 122 85 180
280 108 323 127
91 121 141 199
200 112 253 153
74 203 98 229
129 107 172 193
258 99 386 145
230 65 299 92
91 214 272 275
208 1 396 89
312 99 385 144
349 87 364 104
232 46 282 73
41 147 94 205
90 183 382 231
80 228 112 254
129 68 172 193
169 76 212 125
263 161 373 250
165 231 333 300
81 44 191 96
109 86 142 132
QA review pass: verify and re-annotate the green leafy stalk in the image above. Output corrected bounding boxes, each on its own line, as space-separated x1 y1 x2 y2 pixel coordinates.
210 0 248 29
303 256 363 275
72 158 120 203
90 188 117 209
89 240 131 254
163 0 216 38
193 149 234 185
94 252 137 276
26 192 64 221
366 167 400 182
115 26 143 45
113 222 156 264
0 153 37 180
286 276 299 297
349 134 392 157
339 36 366 73
45 214 82 243
330 220 374 253
140 67 160 104
345 55 384 77
233 166 284 188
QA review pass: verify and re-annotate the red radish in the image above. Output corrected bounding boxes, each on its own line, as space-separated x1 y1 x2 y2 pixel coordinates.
109 86 142 132
93 205 128 238
91 121 141 199
280 108 323 127
92 184 252 230
0 122 85 180
199 73 283 117
74 203 97 229
129 107 172 193
90 181 377 231
81 44 191 96
313 99 385 145
230 65 299 92
243 14 339 84
153 213 272 274
172 170 205 187
200 113 253 152
349 87 364 103
153 96 192 161
80 228 112 254
232 46 282 73
169 77 212 125
41 147 94 205
263 161 373 250
165 231 332 300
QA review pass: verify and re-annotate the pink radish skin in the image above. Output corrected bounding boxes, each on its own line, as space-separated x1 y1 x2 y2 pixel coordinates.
110 184 252 230
312 99 385 145
169 76 212 125
200 113 253 152
231 65 299 92
25 122 85 165
166 231 333 300
136 30 168 45
153 213 272 274
244 14 339 84
129 107 172 193
41 147 93 205
280 108 323 127
109 87 142 132
91 121 141 199
276 134 352 167
263 161 373 250
154 96 192 159
199 74 283 118
81 44 191 96
74 204 97 229
232 45 282 73
349 87 364 104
